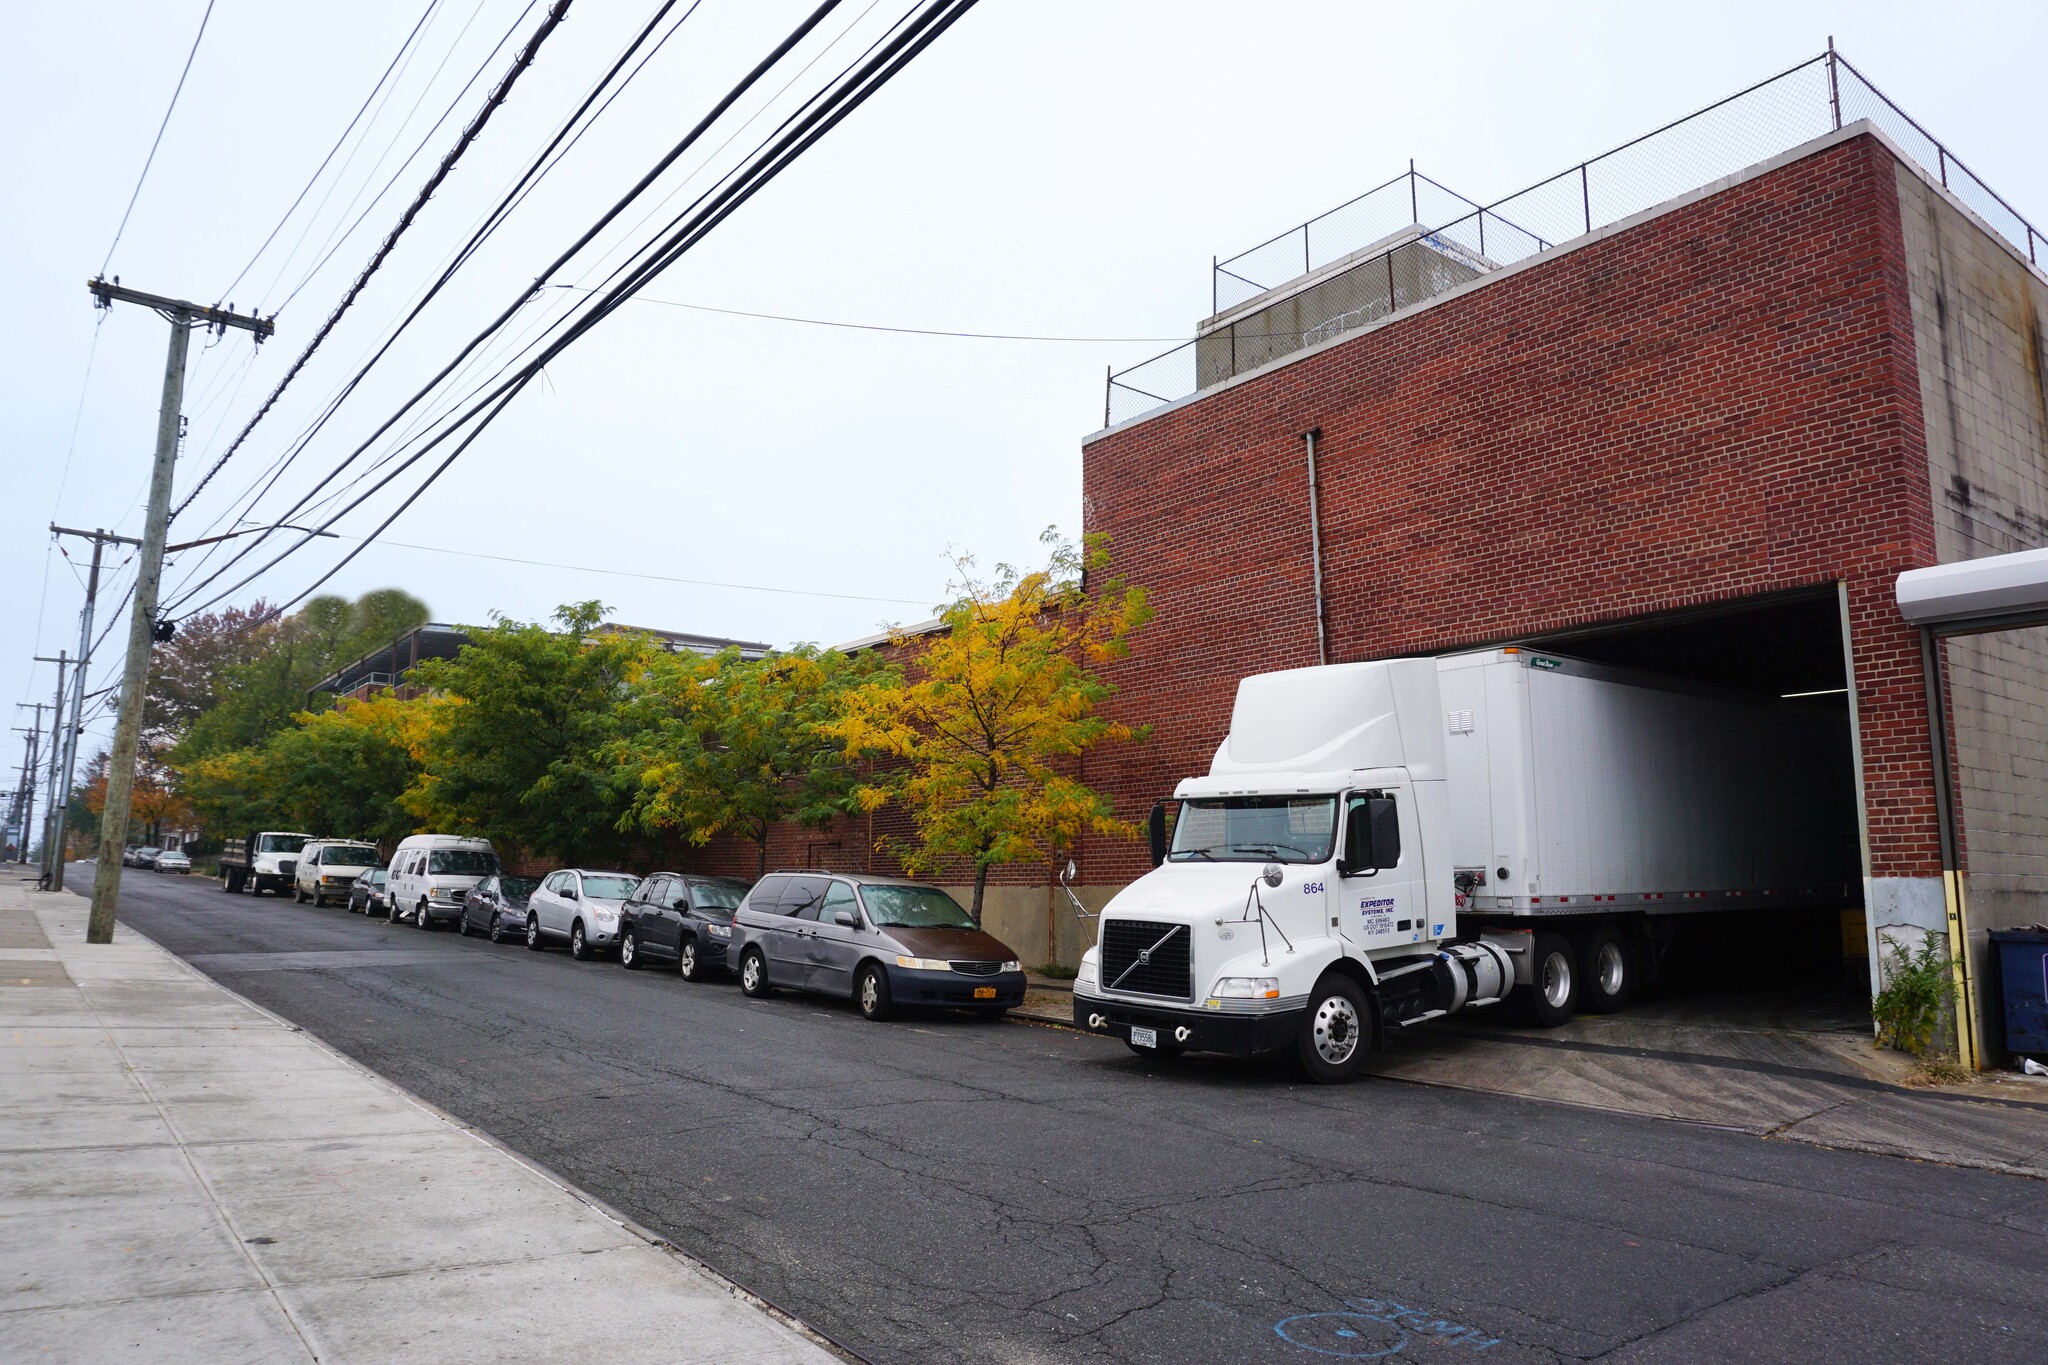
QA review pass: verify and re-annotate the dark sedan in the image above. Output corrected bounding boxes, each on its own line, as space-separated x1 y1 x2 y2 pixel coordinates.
346 869 390 916
460 873 540 944
618 873 750 978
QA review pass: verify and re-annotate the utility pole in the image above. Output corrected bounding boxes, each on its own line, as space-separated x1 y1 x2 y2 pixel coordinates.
84 277 272 944
47 527 134 893
33 655 67 889
12 709 44 866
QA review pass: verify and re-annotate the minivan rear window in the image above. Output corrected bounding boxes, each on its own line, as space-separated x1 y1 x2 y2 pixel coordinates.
747 875 790 910
427 849 498 875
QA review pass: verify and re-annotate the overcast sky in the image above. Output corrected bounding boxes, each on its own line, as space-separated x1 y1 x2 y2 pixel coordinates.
6 0 2044 766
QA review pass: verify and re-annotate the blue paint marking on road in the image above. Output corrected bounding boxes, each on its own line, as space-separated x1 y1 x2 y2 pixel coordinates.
1275 1295 1501 1357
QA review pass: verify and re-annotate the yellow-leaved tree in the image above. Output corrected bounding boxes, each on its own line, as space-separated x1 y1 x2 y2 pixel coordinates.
826 531 1152 924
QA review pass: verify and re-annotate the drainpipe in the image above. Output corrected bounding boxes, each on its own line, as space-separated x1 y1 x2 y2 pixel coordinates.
1916 626 1981 1069
1303 429 1329 666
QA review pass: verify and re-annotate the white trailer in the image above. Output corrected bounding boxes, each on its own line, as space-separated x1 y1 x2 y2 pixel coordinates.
1071 648 1859 1080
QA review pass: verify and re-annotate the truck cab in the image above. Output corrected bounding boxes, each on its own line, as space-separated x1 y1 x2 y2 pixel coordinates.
1073 659 1511 1082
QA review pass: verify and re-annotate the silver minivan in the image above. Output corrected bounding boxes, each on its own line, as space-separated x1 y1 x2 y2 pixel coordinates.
728 872 1026 1021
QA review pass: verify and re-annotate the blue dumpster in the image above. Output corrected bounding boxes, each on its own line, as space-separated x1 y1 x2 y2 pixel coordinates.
1989 929 2048 1056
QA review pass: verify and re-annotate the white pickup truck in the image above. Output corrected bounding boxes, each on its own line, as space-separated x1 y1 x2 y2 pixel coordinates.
1072 648 1857 1082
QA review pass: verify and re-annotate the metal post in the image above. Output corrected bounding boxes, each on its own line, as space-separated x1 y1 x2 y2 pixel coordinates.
1302 225 1311 278
14 711 42 864
1409 158 1417 224
1103 365 1111 429
1303 430 1329 666
1387 251 1397 314
1826 36 1841 131
47 532 107 892
1211 255 1217 318
1937 146 1947 188
1581 163 1592 235
89 315 190 941
1917 627 1981 1069
36 655 67 888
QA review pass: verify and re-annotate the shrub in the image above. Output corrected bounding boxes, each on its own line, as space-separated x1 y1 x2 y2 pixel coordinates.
1872 931 1955 1057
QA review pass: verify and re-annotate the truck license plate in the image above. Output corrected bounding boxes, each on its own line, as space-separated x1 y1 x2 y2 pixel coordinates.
1129 1025 1157 1048
973 986 996 1000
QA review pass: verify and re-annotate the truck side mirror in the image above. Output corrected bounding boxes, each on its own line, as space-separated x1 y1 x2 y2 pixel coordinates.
1147 802 1167 868
1339 810 1375 877
1368 796 1401 870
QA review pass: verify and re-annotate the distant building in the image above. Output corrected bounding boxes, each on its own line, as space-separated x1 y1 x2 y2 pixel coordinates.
312 621 771 704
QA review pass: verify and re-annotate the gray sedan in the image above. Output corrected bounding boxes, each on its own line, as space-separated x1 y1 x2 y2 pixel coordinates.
728 872 1025 1021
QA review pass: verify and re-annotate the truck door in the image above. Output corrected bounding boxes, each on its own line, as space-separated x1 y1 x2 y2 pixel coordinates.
1337 788 1426 951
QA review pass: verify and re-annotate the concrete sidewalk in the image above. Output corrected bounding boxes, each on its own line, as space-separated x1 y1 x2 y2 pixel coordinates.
0 878 842 1364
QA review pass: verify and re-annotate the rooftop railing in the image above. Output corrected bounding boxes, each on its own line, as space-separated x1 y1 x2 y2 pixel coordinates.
1104 45 2043 429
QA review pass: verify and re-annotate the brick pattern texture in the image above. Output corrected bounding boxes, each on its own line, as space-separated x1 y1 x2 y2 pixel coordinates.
1076 133 1943 889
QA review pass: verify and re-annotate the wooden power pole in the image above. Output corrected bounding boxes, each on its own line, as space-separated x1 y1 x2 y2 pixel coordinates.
84 278 272 944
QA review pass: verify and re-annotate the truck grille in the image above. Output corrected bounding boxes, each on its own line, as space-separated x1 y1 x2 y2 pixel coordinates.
949 960 1002 977
1100 919 1192 999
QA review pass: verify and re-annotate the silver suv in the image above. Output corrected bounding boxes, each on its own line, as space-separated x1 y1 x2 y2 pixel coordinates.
526 869 642 960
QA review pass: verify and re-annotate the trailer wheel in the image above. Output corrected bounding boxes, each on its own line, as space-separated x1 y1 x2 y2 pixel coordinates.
1293 974 1373 1083
1515 932 1578 1028
1578 926 1632 1014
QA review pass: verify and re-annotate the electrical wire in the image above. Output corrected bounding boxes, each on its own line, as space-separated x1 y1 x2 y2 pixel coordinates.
249 0 984 623
161 0 856 613
170 0 679 526
100 0 217 275
332 534 932 605
587 289 1189 342
218 0 446 302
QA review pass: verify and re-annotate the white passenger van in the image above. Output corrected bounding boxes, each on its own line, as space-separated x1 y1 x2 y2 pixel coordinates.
292 839 384 908
386 834 500 928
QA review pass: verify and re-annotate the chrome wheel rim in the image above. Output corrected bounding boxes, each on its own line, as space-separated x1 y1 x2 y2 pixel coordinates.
1596 942 1624 997
860 973 879 1013
742 956 761 991
1541 951 1573 1009
527 919 538 947
621 934 634 965
571 926 583 956
679 942 696 975
1312 993 1361 1066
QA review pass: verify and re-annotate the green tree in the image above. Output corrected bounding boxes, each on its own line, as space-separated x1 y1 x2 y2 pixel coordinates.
826 532 1152 923
615 645 867 876
173 589 428 763
404 602 652 864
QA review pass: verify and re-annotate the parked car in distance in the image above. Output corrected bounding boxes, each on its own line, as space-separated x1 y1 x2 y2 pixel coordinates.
153 849 191 874
728 873 1026 1021
527 869 642 960
346 869 391 916
125 846 161 868
293 840 383 907
387 834 499 929
619 873 750 978
461 874 540 943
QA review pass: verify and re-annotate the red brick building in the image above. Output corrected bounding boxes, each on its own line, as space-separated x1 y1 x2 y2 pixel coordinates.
1075 115 2048 1056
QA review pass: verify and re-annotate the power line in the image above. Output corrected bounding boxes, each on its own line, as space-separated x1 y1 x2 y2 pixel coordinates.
170 0 692 531
218 0 445 301
585 288 1187 342
162 0 858 614
100 0 218 274
252 0 985 623
335 533 931 605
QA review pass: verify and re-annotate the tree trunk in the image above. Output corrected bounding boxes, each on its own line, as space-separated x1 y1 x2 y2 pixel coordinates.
971 861 989 927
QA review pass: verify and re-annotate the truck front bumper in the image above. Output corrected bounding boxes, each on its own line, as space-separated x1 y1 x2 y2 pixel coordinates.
1071 990 1302 1055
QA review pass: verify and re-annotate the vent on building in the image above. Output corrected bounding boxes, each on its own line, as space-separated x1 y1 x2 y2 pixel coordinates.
1448 708 1475 734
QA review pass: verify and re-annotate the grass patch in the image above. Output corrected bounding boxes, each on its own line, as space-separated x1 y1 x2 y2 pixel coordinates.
1904 1055 1972 1087
1032 963 1078 980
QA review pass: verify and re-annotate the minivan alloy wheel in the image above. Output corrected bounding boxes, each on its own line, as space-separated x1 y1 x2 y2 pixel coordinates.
739 949 769 997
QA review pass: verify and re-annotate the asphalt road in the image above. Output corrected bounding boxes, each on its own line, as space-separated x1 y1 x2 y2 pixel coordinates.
90 862 2048 1364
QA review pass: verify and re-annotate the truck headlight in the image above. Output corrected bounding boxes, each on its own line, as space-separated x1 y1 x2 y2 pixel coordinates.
896 956 949 971
1214 976 1281 999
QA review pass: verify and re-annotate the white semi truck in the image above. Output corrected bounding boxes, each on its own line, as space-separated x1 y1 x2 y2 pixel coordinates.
1072 648 1858 1082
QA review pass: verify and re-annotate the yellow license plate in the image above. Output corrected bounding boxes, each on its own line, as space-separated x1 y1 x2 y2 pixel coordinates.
973 986 997 1000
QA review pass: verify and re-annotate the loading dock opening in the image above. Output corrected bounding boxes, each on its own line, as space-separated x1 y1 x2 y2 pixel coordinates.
1503 588 1870 1030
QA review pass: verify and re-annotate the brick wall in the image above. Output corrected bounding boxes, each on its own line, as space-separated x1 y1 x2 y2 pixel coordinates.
1078 132 1941 896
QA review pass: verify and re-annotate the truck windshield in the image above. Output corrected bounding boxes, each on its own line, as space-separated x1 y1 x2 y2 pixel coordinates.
258 834 308 853
1170 796 1339 863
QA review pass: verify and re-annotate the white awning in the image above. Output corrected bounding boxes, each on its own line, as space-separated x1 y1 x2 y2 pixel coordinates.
1896 544 2048 629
